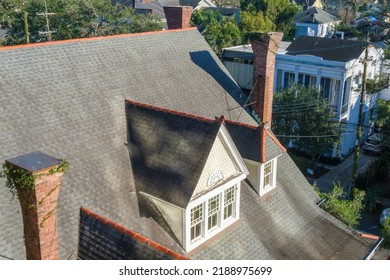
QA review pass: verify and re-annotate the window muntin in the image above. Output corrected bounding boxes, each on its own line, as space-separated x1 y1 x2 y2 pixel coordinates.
263 161 272 188
223 187 235 220
208 195 220 230
191 204 203 241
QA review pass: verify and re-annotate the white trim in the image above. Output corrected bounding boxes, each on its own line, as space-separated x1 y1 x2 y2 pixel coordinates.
259 158 278 197
184 176 243 252
219 125 249 176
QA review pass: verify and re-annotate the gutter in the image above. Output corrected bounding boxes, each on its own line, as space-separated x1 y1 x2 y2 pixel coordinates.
317 198 326 207
362 236 384 260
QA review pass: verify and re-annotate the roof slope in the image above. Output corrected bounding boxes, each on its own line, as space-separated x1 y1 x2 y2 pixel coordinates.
0 28 254 260
191 153 377 259
286 36 367 62
126 100 220 208
295 7 339 24
224 121 285 163
78 207 189 260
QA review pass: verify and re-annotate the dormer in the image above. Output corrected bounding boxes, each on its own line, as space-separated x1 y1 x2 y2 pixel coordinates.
126 101 248 252
224 120 286 197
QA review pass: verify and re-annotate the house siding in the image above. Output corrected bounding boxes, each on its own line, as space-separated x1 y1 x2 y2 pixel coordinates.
192 132 241 198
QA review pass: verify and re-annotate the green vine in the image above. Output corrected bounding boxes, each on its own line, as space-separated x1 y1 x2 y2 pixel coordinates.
0 159 69 198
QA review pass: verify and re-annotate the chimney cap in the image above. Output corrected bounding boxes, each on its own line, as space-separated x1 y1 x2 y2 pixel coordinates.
5 151 61 173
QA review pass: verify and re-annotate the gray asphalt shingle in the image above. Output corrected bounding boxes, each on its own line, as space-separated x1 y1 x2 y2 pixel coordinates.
0 28 380 260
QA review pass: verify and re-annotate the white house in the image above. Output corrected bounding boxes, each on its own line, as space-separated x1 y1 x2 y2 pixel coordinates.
222 36 384 158
294 7 341 39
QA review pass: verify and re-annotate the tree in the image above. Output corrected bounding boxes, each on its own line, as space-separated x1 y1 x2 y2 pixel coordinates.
272 85 342 165
240 0 298 40
239 10 274 43
382 219 390 249
315 183 365 227
203 18 241 55
0 0 161 46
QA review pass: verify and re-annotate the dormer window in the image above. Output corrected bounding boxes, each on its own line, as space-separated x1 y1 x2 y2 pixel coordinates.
259 158 277 196
208 195 220 230
191 204 203 241
263 161 272 188
186 181 242 251
223 186 235 220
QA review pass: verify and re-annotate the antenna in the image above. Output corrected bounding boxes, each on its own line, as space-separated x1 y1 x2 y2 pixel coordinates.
37 0 56 41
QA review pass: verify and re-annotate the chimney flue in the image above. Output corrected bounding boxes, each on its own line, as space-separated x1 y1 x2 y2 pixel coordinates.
250 32 283 128
4 151 67 260
163 6 193 30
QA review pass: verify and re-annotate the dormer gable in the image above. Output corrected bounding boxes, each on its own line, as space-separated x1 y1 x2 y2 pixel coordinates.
185 122 248 251
125 100 248 252
224 120 286 197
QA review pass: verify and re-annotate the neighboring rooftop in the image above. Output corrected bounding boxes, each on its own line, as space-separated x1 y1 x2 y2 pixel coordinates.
285 36 367 62
294 6 339 24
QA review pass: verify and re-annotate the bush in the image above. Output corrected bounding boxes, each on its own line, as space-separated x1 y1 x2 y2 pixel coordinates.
316 183 365 228
381 220 390 249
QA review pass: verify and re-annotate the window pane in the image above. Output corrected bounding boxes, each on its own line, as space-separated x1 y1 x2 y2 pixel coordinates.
224 187 235 220
191 204 203 226
191 204 203 241
208 214 218 230
224 204 233 220
208 195 220 230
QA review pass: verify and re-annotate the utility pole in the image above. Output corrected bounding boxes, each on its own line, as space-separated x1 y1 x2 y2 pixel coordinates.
37 0 56 41
350 40 372 197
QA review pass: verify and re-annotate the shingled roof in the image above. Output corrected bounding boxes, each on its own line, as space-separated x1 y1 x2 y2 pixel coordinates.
0 28 253 260
126 100 221 208
294 7 339 24
0 28 381 260
286 36 368 62
79 207 189 260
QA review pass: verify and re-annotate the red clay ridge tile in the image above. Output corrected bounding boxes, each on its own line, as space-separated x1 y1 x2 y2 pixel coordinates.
0 28 198 52
223 118 258 130
80 207 189 260
360 233 380 240
126 99 215 123
260 128 266 163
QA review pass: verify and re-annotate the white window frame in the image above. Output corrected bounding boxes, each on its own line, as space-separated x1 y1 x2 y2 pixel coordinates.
190 204 203 242
184 173 245 252
259 158 277 197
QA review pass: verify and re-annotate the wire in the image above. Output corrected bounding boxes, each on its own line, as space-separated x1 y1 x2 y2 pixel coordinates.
274 134 346 138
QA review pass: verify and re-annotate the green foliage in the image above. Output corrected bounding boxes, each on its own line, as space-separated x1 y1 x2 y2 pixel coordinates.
203 18 241 55
191 9 221 26
366 77 389 95
382 219 390 249
374 99 390 128
272 85 342 164
239 11 274 43
0 159 69 198
240 0 297 38
316 183 365 227
0 0 161 46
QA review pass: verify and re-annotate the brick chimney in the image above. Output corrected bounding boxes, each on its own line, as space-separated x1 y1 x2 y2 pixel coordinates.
163 6 193 30
5 151 66 260
250 32 283 128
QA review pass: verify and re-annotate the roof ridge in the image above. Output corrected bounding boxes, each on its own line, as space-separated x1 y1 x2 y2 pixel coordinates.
126 99 216 124
223 118 259 130
80 207 190 260
0 27 198 52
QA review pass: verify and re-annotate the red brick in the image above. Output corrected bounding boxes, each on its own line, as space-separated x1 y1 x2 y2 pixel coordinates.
251 32 283 128
163 6 193 30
